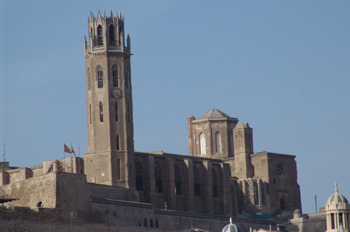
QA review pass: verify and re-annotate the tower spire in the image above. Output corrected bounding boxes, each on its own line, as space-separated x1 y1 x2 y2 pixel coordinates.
97 10 102 20
335 182 339 193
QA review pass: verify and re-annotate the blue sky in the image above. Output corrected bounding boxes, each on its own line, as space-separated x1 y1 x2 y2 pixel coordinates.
1 0 349 214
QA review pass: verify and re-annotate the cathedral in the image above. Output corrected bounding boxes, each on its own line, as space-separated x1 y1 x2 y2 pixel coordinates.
0 11 322 232
82 10 301 217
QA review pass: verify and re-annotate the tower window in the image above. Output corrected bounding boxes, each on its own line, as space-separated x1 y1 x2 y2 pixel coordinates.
212 171 218 198
97 25 103 45
99 102 103 122
97 67 103 88
115 102 118 122
135 160 143 191
215 132 221 153
155 162 162 193
193 167 200 196
116 135 120 150
200 133 206 155
109 25 115 45
175 165 181 195
112 66 118 87
87 68 91 90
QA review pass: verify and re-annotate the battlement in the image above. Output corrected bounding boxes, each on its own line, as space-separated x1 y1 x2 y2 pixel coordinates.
0 157 84 187
88 10 124 23
84 10 130 54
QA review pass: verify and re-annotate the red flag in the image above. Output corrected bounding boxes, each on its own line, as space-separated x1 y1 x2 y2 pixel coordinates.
64 144 72 153
71 146 76 157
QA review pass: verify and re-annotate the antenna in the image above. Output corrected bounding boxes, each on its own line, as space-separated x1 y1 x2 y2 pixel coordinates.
2 144 5 162
315 195 318 213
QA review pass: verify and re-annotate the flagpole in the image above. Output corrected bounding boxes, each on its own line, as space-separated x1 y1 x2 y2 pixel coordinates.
70 143 73 173
78 144 81 174
63 142 66 172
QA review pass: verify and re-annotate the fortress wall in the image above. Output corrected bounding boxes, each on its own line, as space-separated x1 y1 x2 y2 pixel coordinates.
5 168 33 184
0 172 57 209
288 214 326 232
1 197 277 232
54 172 92 218
89 198 276 231
32 167 43 177
1 218 167 232
88 181 139 202
54 172 138 220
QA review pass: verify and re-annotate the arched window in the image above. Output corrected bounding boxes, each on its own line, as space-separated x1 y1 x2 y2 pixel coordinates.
125 70 129 89
116 159 120 180
115 102 118 122
97 67 103 88
215 132 221 153
112 65 118 87
212 171 218 198
280 198 285 210
116 134 119 150
339 213 343 228
155 161 162 193
174 165 181 195
200 133 206 155
99 102 103 122
230 130 234 155
193 167 200 196
109 25 115 45
97 25 103 45
87 68 91 90
135 160 143 191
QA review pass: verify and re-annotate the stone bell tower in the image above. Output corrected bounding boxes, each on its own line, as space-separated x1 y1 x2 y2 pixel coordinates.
83 10 135 188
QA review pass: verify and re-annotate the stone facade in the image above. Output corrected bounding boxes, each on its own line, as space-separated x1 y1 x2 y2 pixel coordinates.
84 10 135 188
0 166 276 232
0 10 305 231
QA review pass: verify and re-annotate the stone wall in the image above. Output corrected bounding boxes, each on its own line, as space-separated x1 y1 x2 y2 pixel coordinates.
251 152 301 216
287 213 326 232
135 152 234 215
236 178 270 214
0 157 84 188
1 200 277 232
88 180 139 201
0 172 57 209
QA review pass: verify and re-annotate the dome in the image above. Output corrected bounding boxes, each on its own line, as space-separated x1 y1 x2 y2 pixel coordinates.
326 183 349 206
222 218 242 232
200 109 231 119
